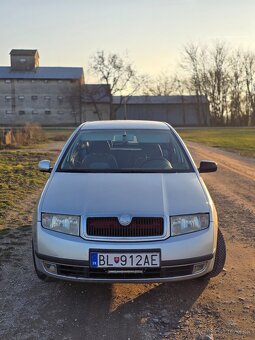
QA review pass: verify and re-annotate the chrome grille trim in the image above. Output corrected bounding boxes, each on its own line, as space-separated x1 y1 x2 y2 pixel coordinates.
87 217 164 237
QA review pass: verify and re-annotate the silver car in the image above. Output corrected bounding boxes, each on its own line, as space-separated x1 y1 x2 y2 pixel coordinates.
33 120 226 283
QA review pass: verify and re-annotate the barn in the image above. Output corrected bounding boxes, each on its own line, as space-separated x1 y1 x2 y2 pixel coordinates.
114 96 210 126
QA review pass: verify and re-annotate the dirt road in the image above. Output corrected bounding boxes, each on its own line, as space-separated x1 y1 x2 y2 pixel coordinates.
0 142 254 340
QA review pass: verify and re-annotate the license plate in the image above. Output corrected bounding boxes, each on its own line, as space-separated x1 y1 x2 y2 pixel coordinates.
90 251 160 268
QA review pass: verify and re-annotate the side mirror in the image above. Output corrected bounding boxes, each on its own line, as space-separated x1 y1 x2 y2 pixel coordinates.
38 160 52 173
198 160 217 173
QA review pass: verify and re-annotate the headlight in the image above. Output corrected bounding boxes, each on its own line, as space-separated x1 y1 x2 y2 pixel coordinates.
170 213 209 236
42 213 80 236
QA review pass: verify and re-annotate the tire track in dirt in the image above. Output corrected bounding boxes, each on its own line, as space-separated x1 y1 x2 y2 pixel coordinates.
187 141 255 216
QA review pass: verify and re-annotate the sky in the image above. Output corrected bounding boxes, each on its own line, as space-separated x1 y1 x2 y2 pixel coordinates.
0 0 254 81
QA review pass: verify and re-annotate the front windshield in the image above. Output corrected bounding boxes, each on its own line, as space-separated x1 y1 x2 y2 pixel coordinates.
58 129 193 173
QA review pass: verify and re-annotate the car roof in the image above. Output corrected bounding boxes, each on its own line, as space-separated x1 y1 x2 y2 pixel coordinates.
80 120 170 130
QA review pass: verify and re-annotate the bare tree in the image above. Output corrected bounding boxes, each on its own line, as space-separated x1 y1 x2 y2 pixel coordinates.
83 85 111 121
181 42 231 125
172 75 188 125
243 51 255 126
89 51 139 119
142 72 175 96
87 45 255 126
210 42 230 125
228 50 244 125
181 43 207 125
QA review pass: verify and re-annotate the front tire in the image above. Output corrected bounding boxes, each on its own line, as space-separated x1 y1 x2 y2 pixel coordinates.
204 228 226 279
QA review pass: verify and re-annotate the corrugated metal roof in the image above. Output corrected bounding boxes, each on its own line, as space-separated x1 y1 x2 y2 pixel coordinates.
10 49 38 56
82 84 111 103
113 95 208 105
0 66 84 79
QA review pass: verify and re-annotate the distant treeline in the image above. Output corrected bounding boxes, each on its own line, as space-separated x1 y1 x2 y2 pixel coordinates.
141 42 255 126
90 42 255 125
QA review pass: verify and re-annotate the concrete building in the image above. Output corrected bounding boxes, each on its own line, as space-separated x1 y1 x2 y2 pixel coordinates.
0 49 84 126
114 96 210 126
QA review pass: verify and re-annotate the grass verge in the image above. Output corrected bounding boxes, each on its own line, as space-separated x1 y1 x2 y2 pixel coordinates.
177 128 255 158
0 149 55 228
0 128 71 228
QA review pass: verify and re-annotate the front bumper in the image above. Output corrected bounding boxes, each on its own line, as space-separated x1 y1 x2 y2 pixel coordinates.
33 222 216 282
34 251 214 283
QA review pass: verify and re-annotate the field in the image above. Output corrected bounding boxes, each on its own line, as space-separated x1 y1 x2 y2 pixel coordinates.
0 148 61 228
0 127 74 227
0 129 68 228
178 127 255 158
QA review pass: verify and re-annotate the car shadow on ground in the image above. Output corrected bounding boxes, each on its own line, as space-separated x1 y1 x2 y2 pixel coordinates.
37 278 208 340
0 226 209 340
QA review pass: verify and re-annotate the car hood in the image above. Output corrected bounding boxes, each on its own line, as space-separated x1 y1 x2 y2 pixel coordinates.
40 172 209 217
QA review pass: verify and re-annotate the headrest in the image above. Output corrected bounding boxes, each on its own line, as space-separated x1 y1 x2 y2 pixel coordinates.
141 144 163 159
87 141 111 154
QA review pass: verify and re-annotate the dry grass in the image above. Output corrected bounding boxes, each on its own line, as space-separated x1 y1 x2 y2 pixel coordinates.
15 123 45 145
0 144 62 228
0 123 46 148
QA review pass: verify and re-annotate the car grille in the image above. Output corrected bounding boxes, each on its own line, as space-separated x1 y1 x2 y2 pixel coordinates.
89 265 194 279
56 264 194 279
86 217 164 238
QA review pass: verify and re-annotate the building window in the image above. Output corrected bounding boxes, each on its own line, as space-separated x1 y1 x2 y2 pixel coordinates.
5 96 12 101
58 80 63 83
32 110 38 115
44 96 51 100
45 110 51 115
5 80 11 83
19 58 27 63
31 80 36 83
70 79 76 83
17 79 24 83
57 111 64 115
18 96 25 100
31 95 38 100
5 110 14 114
57 96 63 103
44 80 48 83
19 110 25 115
